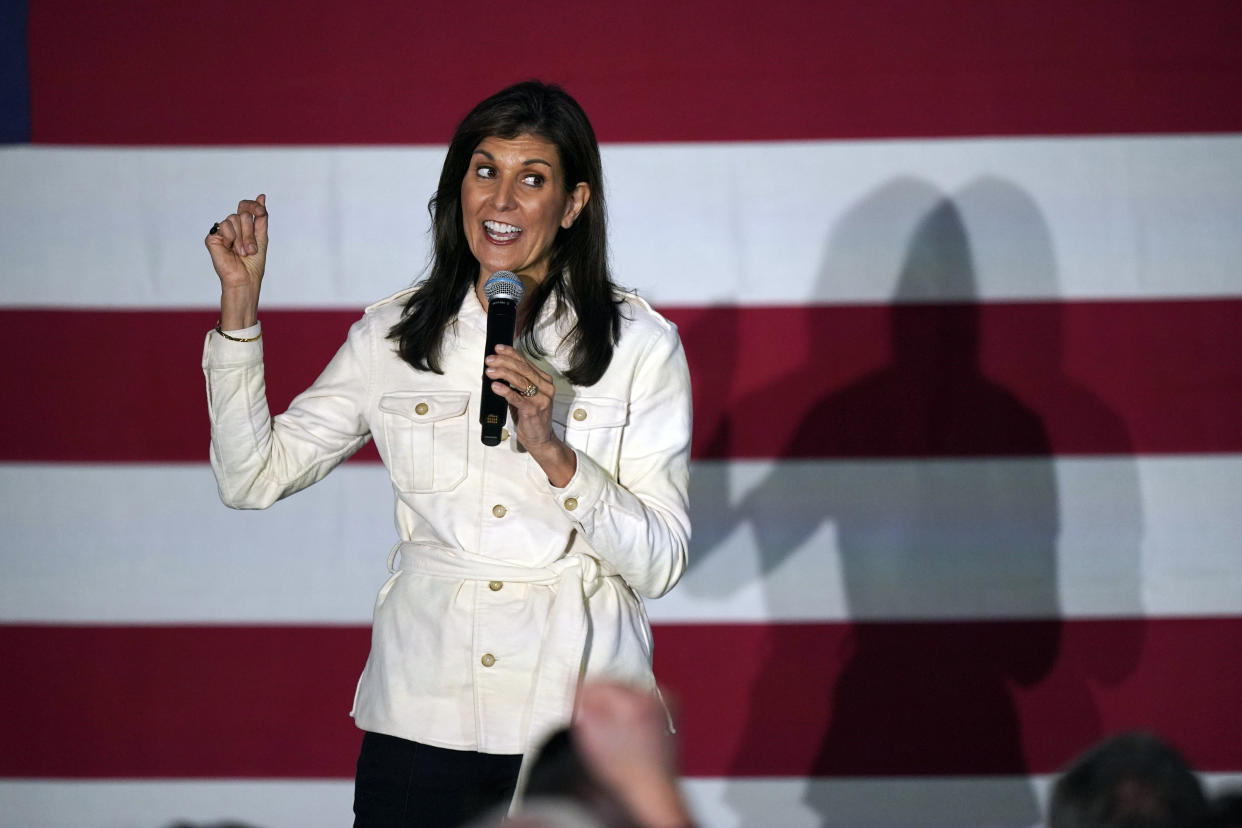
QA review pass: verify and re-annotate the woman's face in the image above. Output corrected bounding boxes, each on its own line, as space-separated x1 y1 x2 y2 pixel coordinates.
461 133 590 290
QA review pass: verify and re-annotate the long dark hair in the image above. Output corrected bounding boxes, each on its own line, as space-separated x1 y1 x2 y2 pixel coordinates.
387 80 621 386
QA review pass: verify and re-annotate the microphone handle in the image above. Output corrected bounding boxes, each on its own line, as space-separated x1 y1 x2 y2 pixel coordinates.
480 299 518 446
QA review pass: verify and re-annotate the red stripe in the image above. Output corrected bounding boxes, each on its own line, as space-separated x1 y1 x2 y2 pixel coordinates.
3 300 1240 461
681 300 1242 458
657 619 1242 777
1 618 1238 777
27 1 1242 144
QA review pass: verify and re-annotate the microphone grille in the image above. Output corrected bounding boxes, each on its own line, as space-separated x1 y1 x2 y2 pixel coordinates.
483 271 524 304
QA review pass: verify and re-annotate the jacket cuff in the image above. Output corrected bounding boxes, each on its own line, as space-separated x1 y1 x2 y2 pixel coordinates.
531 447 607 521
202 322 264 368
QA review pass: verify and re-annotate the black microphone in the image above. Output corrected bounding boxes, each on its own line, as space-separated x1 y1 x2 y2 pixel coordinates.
479 271 525 446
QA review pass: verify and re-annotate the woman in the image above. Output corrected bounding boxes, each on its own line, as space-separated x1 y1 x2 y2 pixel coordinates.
202 81 692 826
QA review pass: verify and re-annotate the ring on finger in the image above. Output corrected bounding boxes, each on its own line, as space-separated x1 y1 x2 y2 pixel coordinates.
521 384 539 397
209 222 220 235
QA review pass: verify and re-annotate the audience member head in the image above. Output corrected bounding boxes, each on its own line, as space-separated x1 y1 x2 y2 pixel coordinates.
1049 731 1207 828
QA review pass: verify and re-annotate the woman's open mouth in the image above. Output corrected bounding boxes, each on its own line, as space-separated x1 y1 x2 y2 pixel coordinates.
483 220 522 243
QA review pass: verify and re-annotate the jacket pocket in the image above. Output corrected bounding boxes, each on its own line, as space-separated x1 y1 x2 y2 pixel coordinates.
553 394 629 472
379 391 470 493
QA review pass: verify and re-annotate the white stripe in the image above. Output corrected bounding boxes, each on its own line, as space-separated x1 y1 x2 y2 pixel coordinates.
0 462 396 624
682 774 1242 828
3 456 1239 623
684 776 1052 828
4 775 1240 828
0 779 355 828
666 454 1242 622
2 135 1240 308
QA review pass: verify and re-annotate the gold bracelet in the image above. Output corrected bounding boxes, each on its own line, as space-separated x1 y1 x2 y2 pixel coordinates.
215 321 262 343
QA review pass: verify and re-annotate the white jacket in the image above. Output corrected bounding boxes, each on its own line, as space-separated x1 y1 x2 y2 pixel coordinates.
202 285 692 755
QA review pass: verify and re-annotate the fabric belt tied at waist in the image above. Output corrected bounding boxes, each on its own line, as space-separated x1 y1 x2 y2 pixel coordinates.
388 540 618 809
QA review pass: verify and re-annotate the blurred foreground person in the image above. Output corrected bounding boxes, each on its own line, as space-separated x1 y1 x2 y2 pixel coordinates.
500 681 695 828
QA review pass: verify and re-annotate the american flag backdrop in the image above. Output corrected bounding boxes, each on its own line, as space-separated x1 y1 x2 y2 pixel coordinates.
2 2 1242 826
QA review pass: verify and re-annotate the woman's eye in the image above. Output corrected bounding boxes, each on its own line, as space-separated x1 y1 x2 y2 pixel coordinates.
521 173 544 187
475 165 496 179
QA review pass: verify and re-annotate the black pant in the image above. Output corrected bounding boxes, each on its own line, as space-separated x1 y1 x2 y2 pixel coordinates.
352 731 522 828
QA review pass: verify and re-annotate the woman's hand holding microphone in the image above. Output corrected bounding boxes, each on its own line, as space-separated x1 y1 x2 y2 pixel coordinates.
485 343 579 487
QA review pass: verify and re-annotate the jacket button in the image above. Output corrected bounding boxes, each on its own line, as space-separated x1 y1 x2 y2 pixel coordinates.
492 504 507 518
481 653 496 668
489 581 503 591
572 408 587 421
414 402 429 416
563 497 578 511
